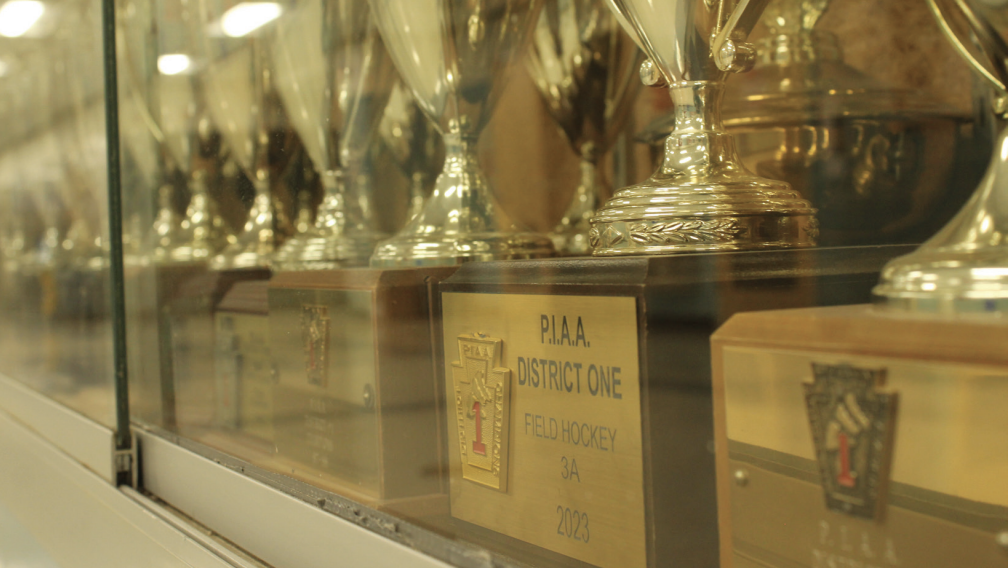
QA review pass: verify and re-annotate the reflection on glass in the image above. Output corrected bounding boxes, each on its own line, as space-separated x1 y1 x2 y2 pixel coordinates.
196 0 296 270
0 0 113 427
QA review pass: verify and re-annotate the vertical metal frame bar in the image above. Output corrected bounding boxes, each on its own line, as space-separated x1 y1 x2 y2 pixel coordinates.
100 0 133 484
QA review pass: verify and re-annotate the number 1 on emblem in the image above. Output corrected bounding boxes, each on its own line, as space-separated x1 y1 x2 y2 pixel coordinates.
473 400 487 455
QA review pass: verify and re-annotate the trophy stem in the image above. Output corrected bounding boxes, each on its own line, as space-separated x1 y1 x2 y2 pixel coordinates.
159 171 224 264
369 131 554 267
590 81 817 255
551 141 602 256
315 170 355 235
873 126 1008 313
210 176 275 270
271 169 387 270
405 171 427 223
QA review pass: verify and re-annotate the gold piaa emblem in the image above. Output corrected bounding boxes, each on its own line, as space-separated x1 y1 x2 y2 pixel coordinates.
451 333 511 491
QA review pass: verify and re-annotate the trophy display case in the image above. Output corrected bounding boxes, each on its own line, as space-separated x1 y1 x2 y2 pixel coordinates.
2 0 1007 567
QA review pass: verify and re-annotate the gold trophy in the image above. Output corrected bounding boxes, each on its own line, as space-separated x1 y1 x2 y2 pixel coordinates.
590 0 817 255
369 0 555 267
874 0 1008 313
527 0 641 255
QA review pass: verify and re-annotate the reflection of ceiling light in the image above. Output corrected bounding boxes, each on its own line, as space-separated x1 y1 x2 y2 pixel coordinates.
221 2 281 37
157 53 191 75
0 0 45 37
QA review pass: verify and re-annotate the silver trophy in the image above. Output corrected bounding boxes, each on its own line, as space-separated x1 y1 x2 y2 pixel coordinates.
196 0 292 270
119 0 228 265
377 80 444 225
591 0 817 255
369 0 555 267
270 0 396 270
527 0 640 255
874 0 1008 313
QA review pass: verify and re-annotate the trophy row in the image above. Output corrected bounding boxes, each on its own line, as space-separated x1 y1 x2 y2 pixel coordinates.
126 0 1008 313
0 0 1002 311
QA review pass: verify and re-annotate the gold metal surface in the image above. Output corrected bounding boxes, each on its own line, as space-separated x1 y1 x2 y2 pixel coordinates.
266 267 451 505
722 345 1008 506
451 333 511 491
270 285 380 492
712 306 1008 568
442 292 646 568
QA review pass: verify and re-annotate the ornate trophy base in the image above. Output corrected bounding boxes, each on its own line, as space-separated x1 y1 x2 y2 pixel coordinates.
209 189 275 271
369 133 555 268
435 244 911 568
267 266 457 510
712 305 1008 568
591 83 817 257
370 232 555 268
873 248 1008 313
166 266 271 429
590 176 818 256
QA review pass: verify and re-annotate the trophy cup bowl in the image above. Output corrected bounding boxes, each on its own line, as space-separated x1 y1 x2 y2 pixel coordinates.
119 0 228 265
368 0 555 267
527 0 640 255
195 0 295 270
270 0 396 271
589 0 817 256
377 80 444 225
874 0 1008 313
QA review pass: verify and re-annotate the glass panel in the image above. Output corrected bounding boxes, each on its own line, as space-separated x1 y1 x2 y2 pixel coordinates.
0 0 115 428
116 0 1004 566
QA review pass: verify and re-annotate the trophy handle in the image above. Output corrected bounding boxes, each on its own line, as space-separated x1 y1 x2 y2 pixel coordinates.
711 0 771 73
927 0 1008 95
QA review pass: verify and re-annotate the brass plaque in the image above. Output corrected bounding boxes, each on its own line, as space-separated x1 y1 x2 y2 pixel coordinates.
270 287 379 489
214 312 273 439
721 346 1008 567
442 292 646 568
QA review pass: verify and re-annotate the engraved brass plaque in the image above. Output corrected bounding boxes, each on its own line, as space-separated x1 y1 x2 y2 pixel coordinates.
442 293 646 568
270 287 379 490
721 346 1008 568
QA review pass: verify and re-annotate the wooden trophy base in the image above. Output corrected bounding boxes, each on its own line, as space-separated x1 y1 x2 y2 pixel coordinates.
435 244 915 568
213 280 273 440
712 304 1008 568
267 266 457 512
166 266 271 429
